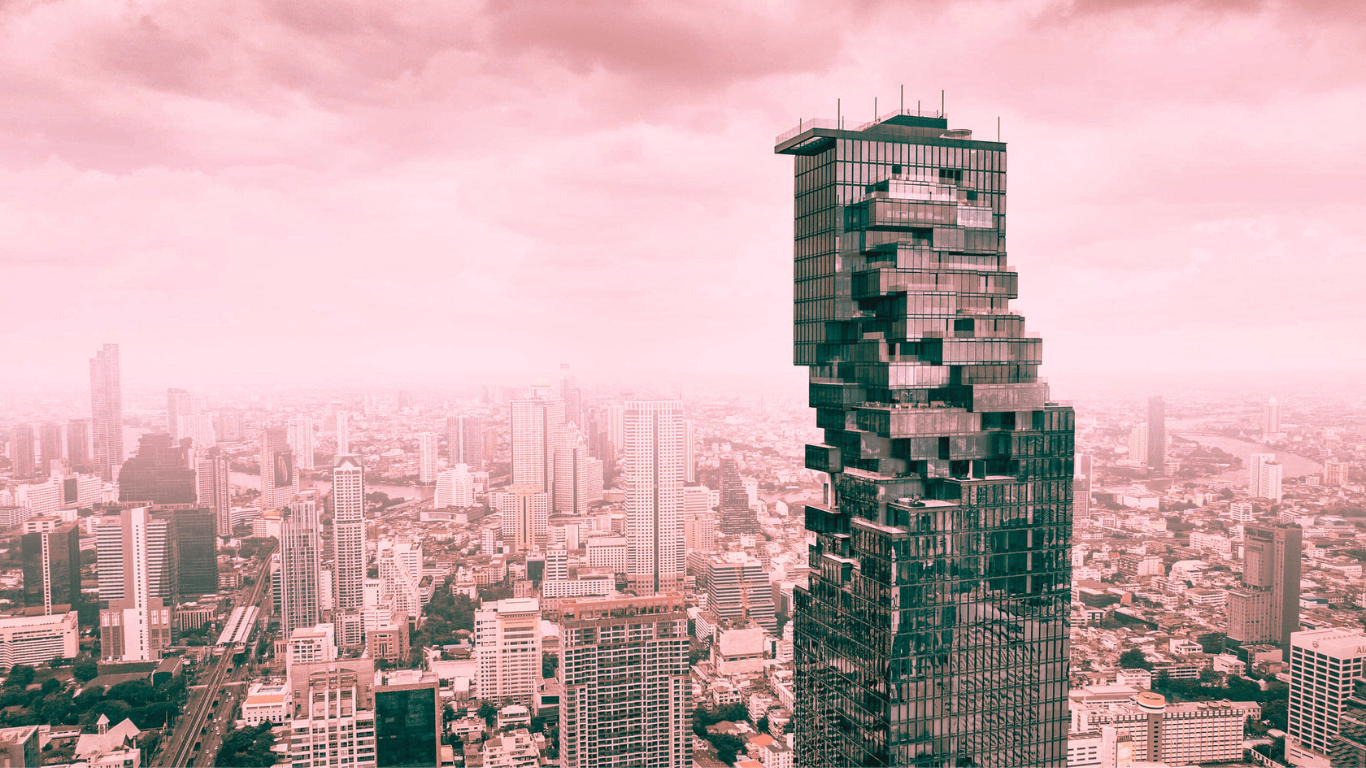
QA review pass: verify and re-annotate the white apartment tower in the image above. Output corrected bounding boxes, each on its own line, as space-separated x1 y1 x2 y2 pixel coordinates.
493 485 549 552
434 465 475 509
335 411 351 457
1265 397 1281 438
624 400 684 594
475 598 542 706
378 537 423 619
1288 629 1366 765
97 507 172 661
279 493 323 639
554 423 595 515
417 431 439 484
511 384 565 494
1128 423 1149 466
284 663 377 768
288 417 316 471
558 594 692 768
332 455 367 647
1251 453 1284 504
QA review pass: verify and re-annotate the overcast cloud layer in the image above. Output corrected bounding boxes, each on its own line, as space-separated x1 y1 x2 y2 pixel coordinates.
3 0 1365 390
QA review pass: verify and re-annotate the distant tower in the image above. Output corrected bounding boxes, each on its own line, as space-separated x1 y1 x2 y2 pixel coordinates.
197 447 232 537
1250 453 1284 503
1227 524 1301 656
624 400 684 594
511 384 565 494
560 363 583 431
1075 453 1094 518
1147 395 1166 472
1264 397 1281 438
288 417 317 471
332 455 367 613
717 456 758 536
434 465 474 509
553 424 594 514
683 420 697 484
22 522 81 615
1128 423 1149 466
97 507 172 661
417 432 438 484
9 423 35 479
607 405 625 456
89 343 124 482
279 494 323 638
446 415 484 470
259 426 298 510
492 485 549 552
66 419 91 471
39 422 63 476
166 388 195 441
336 411 351 456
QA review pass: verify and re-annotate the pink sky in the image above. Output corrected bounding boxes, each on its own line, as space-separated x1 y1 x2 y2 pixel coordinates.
3 0 1364 390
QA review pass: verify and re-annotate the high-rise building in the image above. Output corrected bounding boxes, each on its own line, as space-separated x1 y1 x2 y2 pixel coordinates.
1128 423 1148 466
1250 453 1284 503
336 411 351 457
97 507 173 661
624 400 684 594
117 433 197 504
1264 397 1281 438
416 432 438 484
696 551 777 632
279 494 322 639
511 384 565 494
682 512 716 553
554 423 596 514
8 424 35 479
197 447 233 537
374 672 441 768
475 598 542 706
560 363 583 429
377 537 423 620
434 465 475 509
66 419 91 471
1324 460 1350 487
166 388 195 441
284 661 378 768
716 456 758 536
1075 453 1093 518
492 485 549 552
332 455 367 617
288 417 317 471
558 594 692 768
606 405 624 457
1288 629 1366 766
1227 524 1301 656
89 343 124 482
1147 396 1166 472
169 507 218 595
260 426 298 510
446 415 484 469
21 522 81 615
777 110 1073 765
215 410 246 442
38 423 63 477
683 420 696 484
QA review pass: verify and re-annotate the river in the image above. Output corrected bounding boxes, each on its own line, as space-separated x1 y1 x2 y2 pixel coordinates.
1170 432 1323 482
228 471 432 502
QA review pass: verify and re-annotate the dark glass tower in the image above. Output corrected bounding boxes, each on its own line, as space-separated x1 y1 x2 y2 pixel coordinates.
776 109 1074 766
717 456 759 535
1146 395 1166 473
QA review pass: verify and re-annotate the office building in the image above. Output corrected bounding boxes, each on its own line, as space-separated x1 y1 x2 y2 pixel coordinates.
1227 524 1302 656
197 447 233 536
66 419 90 471
1075 453 1093 518
332 456 367 615
1289 629 1366 766
9 423 35 480
89 343 124 482
586 536 628 574
511 384 565 494
475 598 542 706
682 512 716 553
287 624 338 667
288 417 316 471
1265 397 1281 437
606 405 624 456
0 725 39 768
447 415 484 469
1147 396 1166 472
554 423 597 514
374 671 441 768
1250 453 1284 503
776 110 1073 765
170 507 219 595
558 594 691 768
259 426 298 510
166 388 194 441
0 612 79 667
282 661 378 768
377 537 423 620
1324 460 1350 487
1069 687 1255 765
21 522 80 614
118 433 197 504
560 363 583 430
493 485 549 553
38 422 63 477
98 507 173 660
417 431 438 484
434 465 475 509
1128 423 1148 466
717 456 758 536
624 400 684 594
280 495 323 639
336 411 351 456
696 551 777 632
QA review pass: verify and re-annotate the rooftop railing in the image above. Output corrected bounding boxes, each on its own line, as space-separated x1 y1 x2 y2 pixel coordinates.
775 108 946 145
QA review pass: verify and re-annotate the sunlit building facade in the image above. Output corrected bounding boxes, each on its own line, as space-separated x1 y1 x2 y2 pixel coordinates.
776 109 1074 766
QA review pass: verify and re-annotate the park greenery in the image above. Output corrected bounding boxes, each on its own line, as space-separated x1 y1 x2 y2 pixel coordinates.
0 662 187 730
216 723 277 767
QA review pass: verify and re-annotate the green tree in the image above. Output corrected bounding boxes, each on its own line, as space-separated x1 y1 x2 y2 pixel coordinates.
1118 649 1152 670
711 733 746 765
542 654 558 679
4 665 35 688
216 723 276 768
478 701 498 727
72 660 99 682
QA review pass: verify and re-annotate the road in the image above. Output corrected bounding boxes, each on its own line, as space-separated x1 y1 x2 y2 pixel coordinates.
156 543 276 768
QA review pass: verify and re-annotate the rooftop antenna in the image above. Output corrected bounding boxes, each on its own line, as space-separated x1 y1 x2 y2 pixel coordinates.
997 116 1001 142
901 85 904 113
874 97 877 122
941 89 945 118
837 98 841 129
